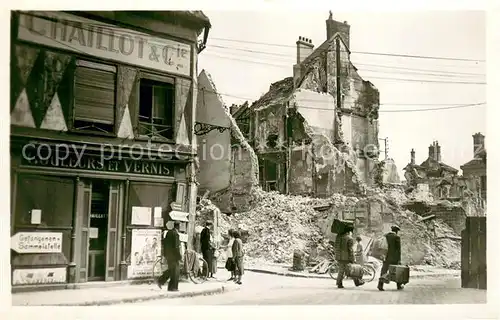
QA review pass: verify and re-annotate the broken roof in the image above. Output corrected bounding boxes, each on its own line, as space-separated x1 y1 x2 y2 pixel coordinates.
250 30 373 111
251 77 294 110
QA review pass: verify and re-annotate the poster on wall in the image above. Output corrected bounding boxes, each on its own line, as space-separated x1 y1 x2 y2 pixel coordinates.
129 229 162 278
131 206 152 225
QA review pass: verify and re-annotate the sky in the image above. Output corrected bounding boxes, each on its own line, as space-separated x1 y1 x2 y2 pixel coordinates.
197 11 486 178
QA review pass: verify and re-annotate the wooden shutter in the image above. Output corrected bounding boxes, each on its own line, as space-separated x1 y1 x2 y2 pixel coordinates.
77 180 92 283
105 182 120 281
74 60 116 124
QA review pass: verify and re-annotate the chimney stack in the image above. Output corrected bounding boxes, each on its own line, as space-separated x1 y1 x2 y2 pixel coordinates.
326 11 350 48
473 132 485 157
293 36 314 87
428 143 435 160
410 149 415 165
436 143 441 162
296 36 314 64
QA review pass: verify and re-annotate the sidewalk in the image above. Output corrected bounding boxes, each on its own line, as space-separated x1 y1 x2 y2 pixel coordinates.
12 279 240 306
243 264 461 280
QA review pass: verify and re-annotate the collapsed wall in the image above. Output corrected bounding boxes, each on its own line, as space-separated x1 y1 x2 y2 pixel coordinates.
208 107 260 212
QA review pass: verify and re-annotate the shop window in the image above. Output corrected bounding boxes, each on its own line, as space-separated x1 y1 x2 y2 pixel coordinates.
73 60 116 134
138 75 175 140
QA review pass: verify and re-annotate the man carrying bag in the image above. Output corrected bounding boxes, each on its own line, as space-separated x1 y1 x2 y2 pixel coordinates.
334 223 365 289
378 225 405 291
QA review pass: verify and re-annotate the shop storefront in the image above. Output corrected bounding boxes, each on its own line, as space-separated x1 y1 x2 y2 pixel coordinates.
10 10 211 287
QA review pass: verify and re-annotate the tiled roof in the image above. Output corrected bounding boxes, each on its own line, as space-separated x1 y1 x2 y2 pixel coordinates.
419 157 458 173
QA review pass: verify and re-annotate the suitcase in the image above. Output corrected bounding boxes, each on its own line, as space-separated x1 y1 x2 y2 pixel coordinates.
346 263 364 278
331 219 354 234
388 265 410 284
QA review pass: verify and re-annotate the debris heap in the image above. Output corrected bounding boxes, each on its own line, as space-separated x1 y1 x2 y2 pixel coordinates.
198 186 462 269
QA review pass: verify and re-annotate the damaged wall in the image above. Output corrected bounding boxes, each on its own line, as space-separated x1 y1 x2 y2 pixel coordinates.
196 70 232 194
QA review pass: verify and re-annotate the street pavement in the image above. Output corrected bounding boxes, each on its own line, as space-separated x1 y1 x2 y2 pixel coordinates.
130 270 486 305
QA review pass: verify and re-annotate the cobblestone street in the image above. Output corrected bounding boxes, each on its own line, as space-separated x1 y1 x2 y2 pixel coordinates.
130 270 486 305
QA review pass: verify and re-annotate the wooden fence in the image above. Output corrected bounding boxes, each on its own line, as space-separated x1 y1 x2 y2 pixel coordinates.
461 216 487 289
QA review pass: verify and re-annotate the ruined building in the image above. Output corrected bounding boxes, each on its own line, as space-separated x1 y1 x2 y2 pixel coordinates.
233 13 381 198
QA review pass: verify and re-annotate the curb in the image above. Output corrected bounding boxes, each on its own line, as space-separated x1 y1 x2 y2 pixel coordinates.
245 268 460 280
22 284 240 306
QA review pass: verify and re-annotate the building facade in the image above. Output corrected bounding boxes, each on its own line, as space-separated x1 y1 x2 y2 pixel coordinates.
461 133 487 206
233 13 380 197
10 11 210 286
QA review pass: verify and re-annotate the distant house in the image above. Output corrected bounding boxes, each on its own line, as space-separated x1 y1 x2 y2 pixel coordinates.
403 141 479 202
461 133 486 205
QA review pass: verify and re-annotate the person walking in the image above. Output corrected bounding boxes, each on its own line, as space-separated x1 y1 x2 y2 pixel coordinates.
354 236 365 265
377 225 403 291
200 221 215 278
157 221 182 291
334 224 365 289
231 230 244 285
224 229 236 281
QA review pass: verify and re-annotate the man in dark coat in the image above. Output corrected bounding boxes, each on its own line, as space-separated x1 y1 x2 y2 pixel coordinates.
378 225 403 291
200 221 214 278
334 224 365 289
157 221 182 291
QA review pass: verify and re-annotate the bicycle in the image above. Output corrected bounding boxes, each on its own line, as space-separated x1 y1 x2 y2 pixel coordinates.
152 249 209 284
327 259 377 283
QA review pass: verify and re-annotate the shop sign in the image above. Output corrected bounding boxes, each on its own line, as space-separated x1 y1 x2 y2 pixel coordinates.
18 11 192 77
169 210 189 222
11 232 63 253
21 146 175 177
128 229 161 279
12 267 66 285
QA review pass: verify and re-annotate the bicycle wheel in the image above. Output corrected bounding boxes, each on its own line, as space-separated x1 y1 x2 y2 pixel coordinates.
188 257 209 284
328 261 340 280
152 256 168 283
362 264 376 282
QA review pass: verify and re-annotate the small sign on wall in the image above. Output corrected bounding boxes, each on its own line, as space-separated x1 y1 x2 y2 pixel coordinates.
30 209 42 225
131 207 152 225
11 232 63 254
179 232 188 243
13 267 66 285
89 228 99 239
154 217 164 227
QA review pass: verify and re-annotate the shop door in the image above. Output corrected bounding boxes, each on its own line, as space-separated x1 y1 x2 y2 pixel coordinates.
105 181 121 281
77 180 92 283
88 180 109 281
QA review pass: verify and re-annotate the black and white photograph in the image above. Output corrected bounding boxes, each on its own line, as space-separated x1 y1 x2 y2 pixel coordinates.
2 4 498 318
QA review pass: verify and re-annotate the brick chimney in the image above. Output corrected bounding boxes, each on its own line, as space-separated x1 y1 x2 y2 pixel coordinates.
436 143 441 162
293 36 314 87
296 36 314 64
326 11 350 48
428 141 441 161
473 132 485 157
428 143 435 160
410 149 415 165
